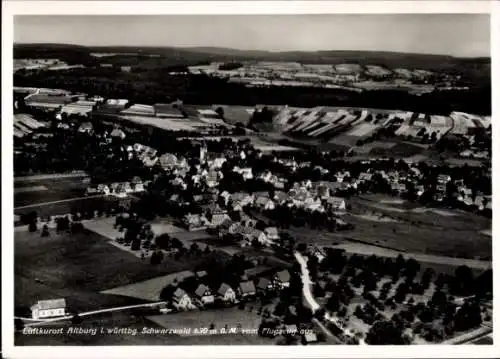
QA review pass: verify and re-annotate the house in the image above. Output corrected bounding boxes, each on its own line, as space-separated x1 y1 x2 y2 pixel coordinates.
273 270 291 289
312 247 326 263
255 196 275 210
304 197 324 212
183 214 207 231
217 283 236 303
391 183 407 194
196 271 208 279
324 196 346 212
110 128 126 139
208 213 231 228
194 284 215 305
274 191 289 204
302 332 318 345
77 122 93 134
233 166 253 180
256 277 274 293
264 227 280 241
85 186 99 196
436 184 447 193
437 174 452 184
31 299 66 320
205 170 221 188
159 153 178 170
132 182 145 192
172 288 193 310
238 280 256 298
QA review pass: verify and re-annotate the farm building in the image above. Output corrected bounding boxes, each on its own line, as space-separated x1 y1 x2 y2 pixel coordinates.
31 299 66 320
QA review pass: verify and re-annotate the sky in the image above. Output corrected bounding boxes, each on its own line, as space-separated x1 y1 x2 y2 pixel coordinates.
14 14 490 57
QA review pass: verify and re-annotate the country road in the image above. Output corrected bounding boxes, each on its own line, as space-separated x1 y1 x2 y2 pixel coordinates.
17 301 168 327
294 251 366 345
14 195 105 210
14 171 88 183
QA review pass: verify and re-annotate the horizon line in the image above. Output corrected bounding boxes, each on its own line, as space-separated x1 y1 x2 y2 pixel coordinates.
13 42 491 59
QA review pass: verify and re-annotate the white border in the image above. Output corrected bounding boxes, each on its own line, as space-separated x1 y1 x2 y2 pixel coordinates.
2 1 497 358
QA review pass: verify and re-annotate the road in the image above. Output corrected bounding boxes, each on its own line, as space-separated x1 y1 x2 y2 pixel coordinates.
441 325 493 345
294 251 366 345
17 301 168 327
14 171 88 183
14 195 105 210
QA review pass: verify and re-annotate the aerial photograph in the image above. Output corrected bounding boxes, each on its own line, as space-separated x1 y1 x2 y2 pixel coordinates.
12 13 492 346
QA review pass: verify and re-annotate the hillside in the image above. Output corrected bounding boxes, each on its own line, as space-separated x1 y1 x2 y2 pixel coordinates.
14 43 490 74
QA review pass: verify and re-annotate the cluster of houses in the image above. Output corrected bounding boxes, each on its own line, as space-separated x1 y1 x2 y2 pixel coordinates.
166 269 291 311
218 184 347 215
433 174 492 210
86 177 146 197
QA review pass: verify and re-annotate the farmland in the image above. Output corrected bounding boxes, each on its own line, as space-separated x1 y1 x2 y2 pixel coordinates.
14 230 224 316
14 176 89 208
288 195 491 262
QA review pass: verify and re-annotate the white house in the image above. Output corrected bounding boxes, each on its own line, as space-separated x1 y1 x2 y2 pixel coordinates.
325 196 346 212
264 227 280 241
31 299 66 320
217 283 236 303
273 270 291 289
172 288 194 310
194 284 215 305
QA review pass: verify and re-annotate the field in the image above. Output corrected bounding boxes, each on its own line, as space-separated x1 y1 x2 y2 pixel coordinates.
15 196 123 218
101 271 196 301
119 114 211 132
289 195 491 263
15 230 223 317
146 307 272 344
14 177 88 208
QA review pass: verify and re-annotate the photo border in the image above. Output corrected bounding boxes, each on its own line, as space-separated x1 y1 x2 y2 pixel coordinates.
2 1 498 358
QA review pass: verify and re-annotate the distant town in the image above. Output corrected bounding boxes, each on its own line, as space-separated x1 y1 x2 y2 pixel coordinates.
13 44 492 346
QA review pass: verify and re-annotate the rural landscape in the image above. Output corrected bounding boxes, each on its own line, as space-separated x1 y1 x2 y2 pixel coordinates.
12 13 492 347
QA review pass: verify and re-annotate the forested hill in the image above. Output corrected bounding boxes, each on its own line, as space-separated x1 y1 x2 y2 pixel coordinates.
14 43 490 74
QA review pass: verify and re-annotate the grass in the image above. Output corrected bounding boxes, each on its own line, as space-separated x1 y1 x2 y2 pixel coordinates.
101 271 196 301
15 230 225 316
149 307 262 330
14 197 125 218
14 177 88 208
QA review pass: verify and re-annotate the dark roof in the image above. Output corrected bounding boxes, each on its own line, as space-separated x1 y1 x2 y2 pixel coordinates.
195 284 211 298
217 283 233 296
256 277 271 290
239 280 256 294
173 287 187 299
275 270 291 283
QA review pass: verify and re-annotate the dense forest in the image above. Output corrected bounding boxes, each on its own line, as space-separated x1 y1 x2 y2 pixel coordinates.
14 69 491 115
13 44 491 115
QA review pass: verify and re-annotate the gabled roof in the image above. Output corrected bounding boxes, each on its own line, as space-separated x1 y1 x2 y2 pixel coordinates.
195 284 211 298
239 280 256 294
275 270 291 283
33 298 66 310
173 287 188 299
217 283 233 296
264 227 279 237
256 277 272 290
196 271 208 278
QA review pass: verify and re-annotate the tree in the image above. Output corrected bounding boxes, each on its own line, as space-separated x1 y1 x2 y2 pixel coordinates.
28 221 38 232
41 224 50 237
366 320 405 345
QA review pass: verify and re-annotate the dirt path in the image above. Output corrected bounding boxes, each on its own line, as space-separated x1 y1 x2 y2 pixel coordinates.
18 301 168 327
14 195 105 210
